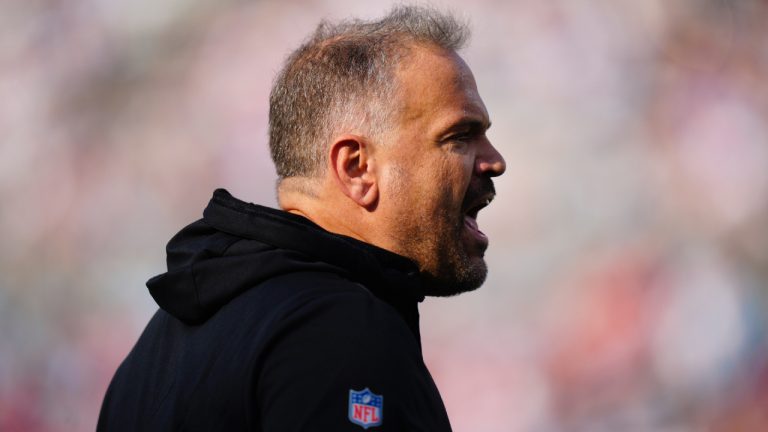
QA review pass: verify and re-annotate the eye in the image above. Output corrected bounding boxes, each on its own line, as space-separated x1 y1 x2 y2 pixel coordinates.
443 134 470 150
449 132 471 142
445 130 476 147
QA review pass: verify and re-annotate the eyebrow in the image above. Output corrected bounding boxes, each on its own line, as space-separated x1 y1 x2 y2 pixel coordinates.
440 117 492 138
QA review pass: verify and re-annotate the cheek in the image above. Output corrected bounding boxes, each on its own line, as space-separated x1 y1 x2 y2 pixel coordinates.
384 155 471 213
440 157 473 202
381 163 411 199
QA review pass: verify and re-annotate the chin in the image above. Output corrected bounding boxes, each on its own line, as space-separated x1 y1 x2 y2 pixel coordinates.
420 258 488 297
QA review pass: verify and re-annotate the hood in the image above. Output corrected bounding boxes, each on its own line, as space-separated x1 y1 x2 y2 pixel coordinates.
147 189 424 325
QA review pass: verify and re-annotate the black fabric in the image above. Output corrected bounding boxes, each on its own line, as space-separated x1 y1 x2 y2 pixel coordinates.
97 189 452 431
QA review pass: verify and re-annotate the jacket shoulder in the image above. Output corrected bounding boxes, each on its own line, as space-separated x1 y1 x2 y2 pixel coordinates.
249 272 450 431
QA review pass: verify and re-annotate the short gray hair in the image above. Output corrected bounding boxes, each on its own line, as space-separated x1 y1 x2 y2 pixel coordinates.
268 5 469 180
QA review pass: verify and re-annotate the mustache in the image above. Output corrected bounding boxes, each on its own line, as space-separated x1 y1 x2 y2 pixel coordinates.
462 177 496 209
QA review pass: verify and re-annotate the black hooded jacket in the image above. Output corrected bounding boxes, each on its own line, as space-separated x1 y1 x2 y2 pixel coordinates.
97 189 452 431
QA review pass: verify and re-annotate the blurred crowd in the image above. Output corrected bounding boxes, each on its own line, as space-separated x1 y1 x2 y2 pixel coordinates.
1 0 766 430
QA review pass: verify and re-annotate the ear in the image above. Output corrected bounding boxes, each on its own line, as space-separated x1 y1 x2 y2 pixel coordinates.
328 135 378 209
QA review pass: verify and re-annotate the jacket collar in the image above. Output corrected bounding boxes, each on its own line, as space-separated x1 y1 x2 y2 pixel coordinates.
204 189 425 304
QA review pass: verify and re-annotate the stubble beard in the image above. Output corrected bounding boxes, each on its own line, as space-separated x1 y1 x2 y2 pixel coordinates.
394 197 488 297
418 213 488 297
386 163 489 296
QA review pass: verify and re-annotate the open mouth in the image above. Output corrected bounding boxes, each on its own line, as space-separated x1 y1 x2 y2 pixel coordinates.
463 194 493 241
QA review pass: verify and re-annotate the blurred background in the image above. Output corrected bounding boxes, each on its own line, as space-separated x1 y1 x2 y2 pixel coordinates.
1 0 767 430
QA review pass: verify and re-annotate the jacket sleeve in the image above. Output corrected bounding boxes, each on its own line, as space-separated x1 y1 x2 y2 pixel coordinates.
252 286 452 432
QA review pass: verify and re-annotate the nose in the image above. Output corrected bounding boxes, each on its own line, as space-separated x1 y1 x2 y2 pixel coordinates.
475 139 506 177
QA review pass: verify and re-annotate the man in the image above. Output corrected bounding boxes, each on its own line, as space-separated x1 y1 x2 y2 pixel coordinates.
98 5 505 431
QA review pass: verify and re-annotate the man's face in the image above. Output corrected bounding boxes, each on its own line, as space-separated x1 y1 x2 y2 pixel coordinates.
377 45 506 296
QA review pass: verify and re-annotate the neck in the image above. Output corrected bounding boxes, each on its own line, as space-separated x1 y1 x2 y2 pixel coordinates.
278 177 369 244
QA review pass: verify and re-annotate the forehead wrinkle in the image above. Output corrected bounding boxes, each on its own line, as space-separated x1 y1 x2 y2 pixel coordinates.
387 43 490 147
397 67 476 120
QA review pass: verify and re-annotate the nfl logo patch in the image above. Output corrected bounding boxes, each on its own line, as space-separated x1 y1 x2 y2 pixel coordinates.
348 388 383 429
